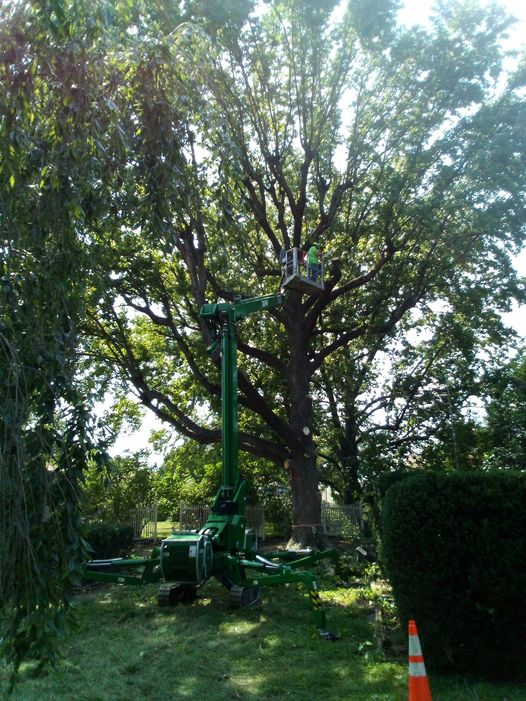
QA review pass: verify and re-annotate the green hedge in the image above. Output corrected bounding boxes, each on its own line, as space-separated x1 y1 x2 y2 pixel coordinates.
382 471 526 679
83 522 135 559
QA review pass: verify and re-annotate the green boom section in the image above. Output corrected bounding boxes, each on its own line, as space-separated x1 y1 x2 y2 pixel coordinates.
200 293 286 496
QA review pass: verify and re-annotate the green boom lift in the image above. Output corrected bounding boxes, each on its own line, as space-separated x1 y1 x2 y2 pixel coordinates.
83 249 340 637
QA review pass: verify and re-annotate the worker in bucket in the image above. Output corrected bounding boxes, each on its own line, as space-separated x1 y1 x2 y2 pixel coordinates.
307 241 322 282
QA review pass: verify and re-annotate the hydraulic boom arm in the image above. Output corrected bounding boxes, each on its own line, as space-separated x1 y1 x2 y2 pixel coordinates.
200 293 287 495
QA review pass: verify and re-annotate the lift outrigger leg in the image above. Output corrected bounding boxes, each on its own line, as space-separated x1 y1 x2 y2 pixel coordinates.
230 554 339 637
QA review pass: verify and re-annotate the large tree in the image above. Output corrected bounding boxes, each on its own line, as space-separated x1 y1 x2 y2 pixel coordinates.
2 1 525 582
85 0 526 546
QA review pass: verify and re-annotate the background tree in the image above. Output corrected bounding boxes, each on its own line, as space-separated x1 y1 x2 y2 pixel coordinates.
315 300 519 500
479 348 526 470
83 452 154 522
152 435 290 528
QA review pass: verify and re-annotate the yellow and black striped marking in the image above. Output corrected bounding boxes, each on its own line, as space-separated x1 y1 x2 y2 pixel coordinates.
309 590 322 610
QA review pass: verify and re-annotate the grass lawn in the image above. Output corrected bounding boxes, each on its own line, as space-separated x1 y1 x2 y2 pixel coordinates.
3 559 526 700
142 520 176 540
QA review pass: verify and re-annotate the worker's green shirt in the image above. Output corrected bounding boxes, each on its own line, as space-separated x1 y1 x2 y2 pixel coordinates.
307 245 319 264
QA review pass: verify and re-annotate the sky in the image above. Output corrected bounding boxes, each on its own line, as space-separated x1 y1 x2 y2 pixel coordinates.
399 0 526 34
111 0 526 456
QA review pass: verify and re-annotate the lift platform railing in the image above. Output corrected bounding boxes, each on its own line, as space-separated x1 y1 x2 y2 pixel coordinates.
280 247 324 294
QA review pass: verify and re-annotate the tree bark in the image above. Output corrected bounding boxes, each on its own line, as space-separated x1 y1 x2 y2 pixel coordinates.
287 454 329 548
284 301 330 548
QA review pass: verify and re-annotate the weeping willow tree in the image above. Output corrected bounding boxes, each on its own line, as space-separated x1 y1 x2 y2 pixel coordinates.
0 215 90 675
0 0 225 678
0 0 123 681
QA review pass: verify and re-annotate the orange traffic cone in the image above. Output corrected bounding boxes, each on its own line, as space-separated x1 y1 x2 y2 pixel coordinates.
408 620 433 701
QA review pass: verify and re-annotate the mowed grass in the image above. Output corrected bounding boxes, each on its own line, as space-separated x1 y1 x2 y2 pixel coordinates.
141 520 176 539
4 573 526 701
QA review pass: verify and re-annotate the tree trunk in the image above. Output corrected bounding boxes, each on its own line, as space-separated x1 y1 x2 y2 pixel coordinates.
285 316 331 548
287 453 329 547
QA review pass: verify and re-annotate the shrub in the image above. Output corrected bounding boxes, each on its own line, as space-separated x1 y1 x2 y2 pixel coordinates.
83 453 154 523
83 522 135 559
260 487 292 539
382 471 526 679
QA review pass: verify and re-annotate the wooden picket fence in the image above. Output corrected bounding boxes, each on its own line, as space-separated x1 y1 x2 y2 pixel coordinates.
321 502 363 537
128 501 363 542
128 501 362 542
179 501 363 539
128 504 158 541
179 502 266 540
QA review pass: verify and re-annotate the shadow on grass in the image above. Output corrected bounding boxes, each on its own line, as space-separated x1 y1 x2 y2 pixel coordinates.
5 581 526 701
